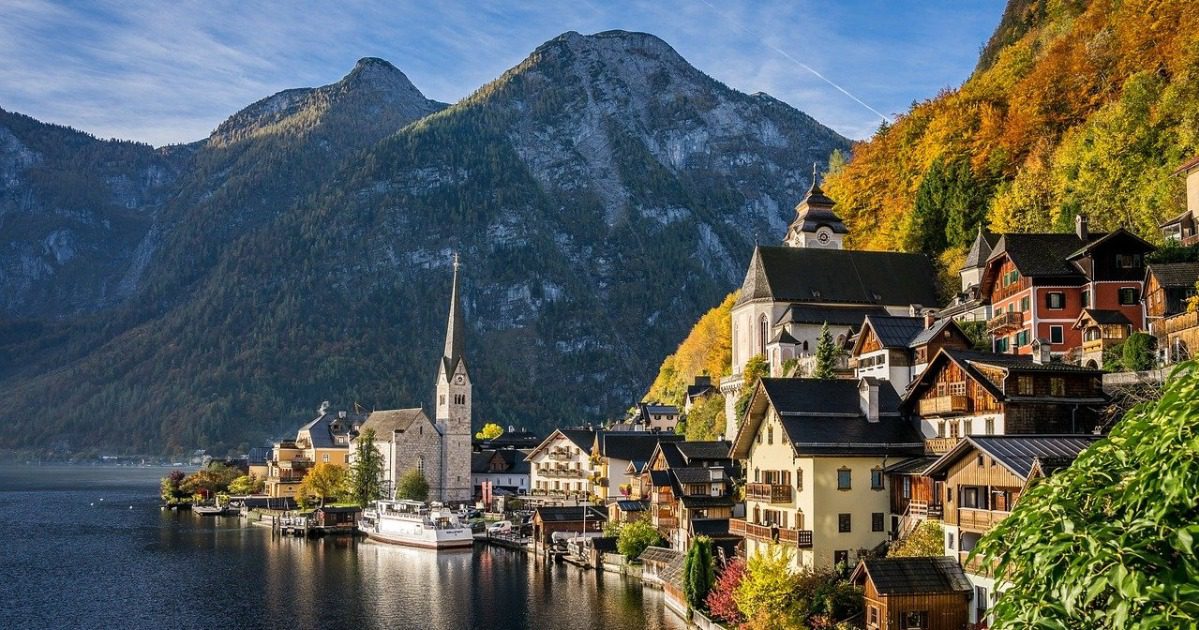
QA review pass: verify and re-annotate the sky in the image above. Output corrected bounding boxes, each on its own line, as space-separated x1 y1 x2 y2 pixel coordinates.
0 1 1007 147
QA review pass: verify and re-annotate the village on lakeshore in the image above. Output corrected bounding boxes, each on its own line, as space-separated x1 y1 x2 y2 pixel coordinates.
159 156 1199 630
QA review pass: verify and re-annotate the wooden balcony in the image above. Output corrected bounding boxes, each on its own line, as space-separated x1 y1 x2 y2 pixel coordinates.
908 500 944 520
957 507 1010 532
987 311 1025 334
746 482 793 504
728 519 812 548
1082 337 1122 355
960 550 994 577
925 437 960 455
656 516 678 528
1154 311 1199 336
917 395 971 416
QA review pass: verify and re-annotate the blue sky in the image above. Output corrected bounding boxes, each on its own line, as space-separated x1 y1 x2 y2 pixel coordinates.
0 1 1006 146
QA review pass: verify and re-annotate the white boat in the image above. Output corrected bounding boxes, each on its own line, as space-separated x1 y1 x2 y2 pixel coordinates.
358 500 474 549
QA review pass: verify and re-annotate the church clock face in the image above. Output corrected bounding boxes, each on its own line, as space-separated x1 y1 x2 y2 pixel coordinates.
455 375 465 385
817 230 831 244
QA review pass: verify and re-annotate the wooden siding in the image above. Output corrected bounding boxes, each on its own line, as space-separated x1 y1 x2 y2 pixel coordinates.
942 449 1023 531
912 360 1000 416
861 576 970 630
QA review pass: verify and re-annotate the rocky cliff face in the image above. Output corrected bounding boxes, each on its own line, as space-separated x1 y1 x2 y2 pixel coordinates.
0 31 849 453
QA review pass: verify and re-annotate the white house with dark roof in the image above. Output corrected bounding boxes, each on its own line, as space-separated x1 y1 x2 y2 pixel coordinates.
722 183 941 434
729 377 925 572
526 429 598 506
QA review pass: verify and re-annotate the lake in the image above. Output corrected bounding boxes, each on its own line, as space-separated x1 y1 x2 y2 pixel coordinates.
0 465 684 630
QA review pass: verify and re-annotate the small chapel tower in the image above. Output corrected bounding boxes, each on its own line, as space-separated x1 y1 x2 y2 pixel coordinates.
783 165 848 249
435 254 472 501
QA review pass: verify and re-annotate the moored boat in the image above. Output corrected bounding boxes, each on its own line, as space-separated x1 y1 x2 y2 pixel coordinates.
358 500 474 549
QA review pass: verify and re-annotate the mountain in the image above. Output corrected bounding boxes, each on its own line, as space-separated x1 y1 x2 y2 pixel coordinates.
0 30 849 455
823 0 1199 272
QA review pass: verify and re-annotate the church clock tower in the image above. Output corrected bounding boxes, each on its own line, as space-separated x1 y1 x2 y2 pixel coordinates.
783 166 848 249
435 254 472 502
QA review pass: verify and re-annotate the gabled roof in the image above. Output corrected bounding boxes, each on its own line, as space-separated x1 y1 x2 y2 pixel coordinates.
1146 262 1199 288
731 378 922 458
923 434 1100 479
1065 228 1155 260
908 318 966 349
359 408 427 437
471 451 495 474
736 246 940 308
672 467 724 484
599 433 682 462
300 409 367 448
789 180 848 234
770 327 801 345
962 227 998 270
850 557 971 595
680 495 735 509
525 428 598 460
675 441 735 462
986 233 1095 279
690 518 736 538
903 348 1106 409
1074 308 1132 329
615 500 649 512
859 315 926 349
779 304 889 327
1174 153 1199 175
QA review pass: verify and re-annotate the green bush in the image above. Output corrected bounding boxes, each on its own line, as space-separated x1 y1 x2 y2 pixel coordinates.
1122 332 1157 372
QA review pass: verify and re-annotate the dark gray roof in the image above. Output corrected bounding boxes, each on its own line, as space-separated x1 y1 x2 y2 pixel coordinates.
475 430 542 449
675 441 733 462
737 246 940 307
779 304 889 327
681 495 736 509
987 233 1096 278
639 546 682 566
962 228 998 270
760 378 902 416
534 506 607 523
790 181 848 234
908 318 963 348
672 467 723 484
1078 308 1132 327
559 429 597 451
951 349 1104 374
649 470 672 488
440 261 467 380
883 456 940 475
471 451 494 474
300 409 366 448
925 435 1100 479
862 315 926 348
1147 262 1199 288
600 433 681 462
615 500 648 512
779 415 925 456
770 327 801 345
1065 228 1154 261
853 557 971 595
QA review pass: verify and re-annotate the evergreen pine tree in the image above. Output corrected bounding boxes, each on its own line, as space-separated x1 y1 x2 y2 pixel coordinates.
813 322 839 380
683 536 716 611
349 428 385 507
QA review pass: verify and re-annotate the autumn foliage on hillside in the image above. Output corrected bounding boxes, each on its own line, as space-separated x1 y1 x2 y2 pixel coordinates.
825 0 1199 260
644 292 735 406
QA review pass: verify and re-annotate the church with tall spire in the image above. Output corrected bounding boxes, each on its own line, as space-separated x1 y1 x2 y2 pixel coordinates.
348 255 473 503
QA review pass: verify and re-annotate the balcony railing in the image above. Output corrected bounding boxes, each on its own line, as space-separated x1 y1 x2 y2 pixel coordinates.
729 519 812 548
657 516 678 528
918 394 971 416
960 550 994 577
958 507 1010 532
925 437 960 455
546 451 576 461
987 311 1025 334
1154 311 1199 336
746 483 793 504
538 468 585 478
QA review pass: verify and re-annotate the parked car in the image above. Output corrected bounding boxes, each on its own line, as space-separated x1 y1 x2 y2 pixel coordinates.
487 520 512 534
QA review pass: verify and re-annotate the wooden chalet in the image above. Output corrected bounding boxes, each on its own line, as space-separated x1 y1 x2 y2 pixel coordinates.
531 506 606 553
642 440 737 550
923 435 1100 624
1072 308 1133 369
851 314 973 391
850 557 971 630
1143 262 1199 364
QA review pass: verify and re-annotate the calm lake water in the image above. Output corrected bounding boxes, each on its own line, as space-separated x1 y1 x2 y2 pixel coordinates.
0 465 683 630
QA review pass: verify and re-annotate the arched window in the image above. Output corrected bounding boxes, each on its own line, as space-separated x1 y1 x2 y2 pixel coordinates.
759 315 769 355
417 456 425 477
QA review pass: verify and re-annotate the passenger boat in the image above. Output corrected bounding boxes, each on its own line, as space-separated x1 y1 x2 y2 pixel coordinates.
358 500 474 549
193 502 236 516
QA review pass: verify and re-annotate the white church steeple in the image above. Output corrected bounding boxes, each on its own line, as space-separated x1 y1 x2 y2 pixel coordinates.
784 164 848 249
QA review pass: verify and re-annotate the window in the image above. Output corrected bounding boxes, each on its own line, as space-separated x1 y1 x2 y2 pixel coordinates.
871 468 884 490
1050 325 1064 345
1015 330 1029 347
977 454 985 467
754 468 760 482
985 418 995 434
869 606 879 627
1018 375 1034 395
903 611 930 629
838 513 851 532
834 550 849 567
1116 254 1141 269
948 532 955 550
976 586 990 619
1082 289 1091 308
1051 377 1066 396
1020 296 1031 312
796 468 803 491
902 476 911 499
837 468 852 490
937 421 946 438
964 419 974 435
1046 292 1065 309
995 337 1009 353
1119 287 1139 305
767 425 773 445
322 453 330 463
758 314 768 355
872 512 884 532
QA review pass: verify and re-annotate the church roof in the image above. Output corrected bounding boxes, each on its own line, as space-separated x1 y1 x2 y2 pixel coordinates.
441 256 467 377
359 408 428 437
736 246 940 308
789 180 848 234
962 227 998 270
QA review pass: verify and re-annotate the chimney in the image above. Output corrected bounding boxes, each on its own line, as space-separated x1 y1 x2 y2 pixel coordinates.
924 311 936 329
1075 213 1089 240
859 379 880 422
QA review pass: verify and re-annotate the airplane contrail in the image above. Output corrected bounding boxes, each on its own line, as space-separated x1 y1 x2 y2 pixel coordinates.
696 0 892 124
